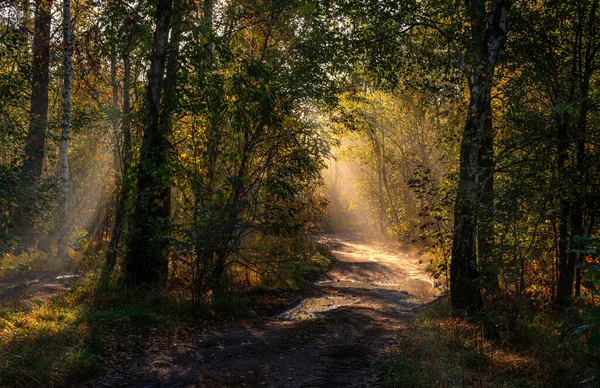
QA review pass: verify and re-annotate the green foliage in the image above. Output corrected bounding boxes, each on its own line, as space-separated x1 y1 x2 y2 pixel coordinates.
326 87 461 243
243 236 335 290
165 0 335 299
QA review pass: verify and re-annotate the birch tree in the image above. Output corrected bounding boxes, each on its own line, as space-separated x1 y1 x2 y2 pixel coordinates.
57 0 72 261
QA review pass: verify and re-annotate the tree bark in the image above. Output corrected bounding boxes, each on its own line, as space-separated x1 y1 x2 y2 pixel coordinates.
125 0 173 286
16 0 52 245
57 0 72 261
23 0 51 181
450 0 509 311
555 112 572 306
478 111 499 292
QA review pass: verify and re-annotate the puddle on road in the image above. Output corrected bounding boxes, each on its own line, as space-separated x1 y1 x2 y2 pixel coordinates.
278 296 359 321
55 274 82 280
317 279 438 303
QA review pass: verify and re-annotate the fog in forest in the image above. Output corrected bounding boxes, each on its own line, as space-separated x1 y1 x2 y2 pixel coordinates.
322 154 379 239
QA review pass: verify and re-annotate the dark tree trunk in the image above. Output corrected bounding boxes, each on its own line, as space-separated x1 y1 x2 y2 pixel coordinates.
555 113 572 306
570 88 587 300
161 0 183 122
125 0 173 286
450 0 509 312
23 0 51 181
478 112 499 292
16 0 52 245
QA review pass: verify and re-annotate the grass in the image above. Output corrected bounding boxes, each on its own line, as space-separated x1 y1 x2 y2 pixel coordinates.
381 298 597 387
0 272 197 387
0 295 100 386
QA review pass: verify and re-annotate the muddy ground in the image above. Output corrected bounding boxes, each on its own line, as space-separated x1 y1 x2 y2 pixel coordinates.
89 233 439 387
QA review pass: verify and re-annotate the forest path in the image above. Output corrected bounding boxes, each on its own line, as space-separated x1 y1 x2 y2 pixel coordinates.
91 233 438 387
0 270 82 306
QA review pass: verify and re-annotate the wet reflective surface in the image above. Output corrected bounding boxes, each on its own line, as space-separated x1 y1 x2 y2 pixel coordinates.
279 234 439 321
318 279 437 303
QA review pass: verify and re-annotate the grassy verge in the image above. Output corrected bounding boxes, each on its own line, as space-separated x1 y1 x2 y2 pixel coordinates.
0 273 196 387
381 298 596 387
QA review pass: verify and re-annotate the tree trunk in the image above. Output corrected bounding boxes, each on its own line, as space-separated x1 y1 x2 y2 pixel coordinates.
161 0 183 122
23 0 51 180
16 0 52 245
106 53 132 271
478 111 499 292
371 130 386 236
203 0 214 62
57 0 72 261
110 56 121 176
125 0 173 286
202 0 216 201
450 0 509 312
555 113 572 306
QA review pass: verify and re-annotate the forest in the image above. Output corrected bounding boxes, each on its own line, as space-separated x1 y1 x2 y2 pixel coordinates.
1 0 600 386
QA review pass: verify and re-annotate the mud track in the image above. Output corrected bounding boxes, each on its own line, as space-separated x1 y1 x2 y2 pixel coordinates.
0 271 82 305
91 233 438 387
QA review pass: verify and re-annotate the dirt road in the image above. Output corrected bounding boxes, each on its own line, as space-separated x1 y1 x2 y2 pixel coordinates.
0 271 82 305
91 233 438 387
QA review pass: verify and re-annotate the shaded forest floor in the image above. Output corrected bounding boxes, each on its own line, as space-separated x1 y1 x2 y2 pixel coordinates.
87 233 438 387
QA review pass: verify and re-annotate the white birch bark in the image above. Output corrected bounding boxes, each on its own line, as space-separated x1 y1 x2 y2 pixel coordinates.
57 0 72 261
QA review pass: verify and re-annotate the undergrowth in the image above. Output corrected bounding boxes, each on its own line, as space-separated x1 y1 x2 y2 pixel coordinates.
382 298 597 387
0 251 55 281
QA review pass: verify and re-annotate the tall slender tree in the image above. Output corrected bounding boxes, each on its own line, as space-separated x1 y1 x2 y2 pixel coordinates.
16 0 52 245
57 0 72 261
105 52 132 271
450 0 510 311
103 1 141 271
22 0 51 181
554 0 600 305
